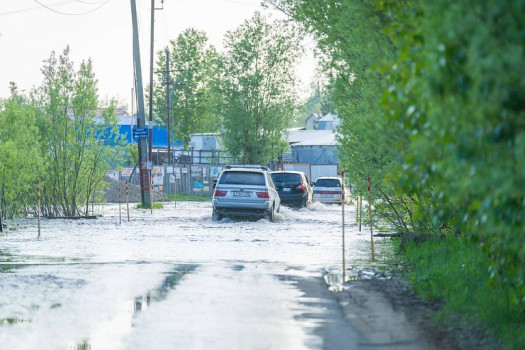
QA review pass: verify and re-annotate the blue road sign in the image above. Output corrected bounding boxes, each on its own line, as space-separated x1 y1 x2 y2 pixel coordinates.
133 128 148 139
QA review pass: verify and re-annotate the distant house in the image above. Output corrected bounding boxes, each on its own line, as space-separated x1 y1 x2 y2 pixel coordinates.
305 113 322 130
316 113 340 130
287 129 339 165
281 129 340 181
189 133 222 150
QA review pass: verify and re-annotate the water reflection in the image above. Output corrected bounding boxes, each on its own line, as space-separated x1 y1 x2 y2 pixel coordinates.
133 265 197 316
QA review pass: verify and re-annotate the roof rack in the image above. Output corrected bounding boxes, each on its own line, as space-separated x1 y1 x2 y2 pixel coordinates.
225 165 269 171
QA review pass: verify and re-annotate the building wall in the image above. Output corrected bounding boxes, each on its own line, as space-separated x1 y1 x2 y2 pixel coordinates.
291 145 338 165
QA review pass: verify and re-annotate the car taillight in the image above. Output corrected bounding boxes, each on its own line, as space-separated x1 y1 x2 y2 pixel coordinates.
296 184 306 190
214 189 227 197
256 191 269 198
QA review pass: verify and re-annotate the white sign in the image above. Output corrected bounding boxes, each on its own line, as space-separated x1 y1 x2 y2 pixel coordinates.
105 170 119 180
121 168 133 177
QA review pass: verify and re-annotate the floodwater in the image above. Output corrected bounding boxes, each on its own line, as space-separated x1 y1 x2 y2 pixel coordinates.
0 201 392 350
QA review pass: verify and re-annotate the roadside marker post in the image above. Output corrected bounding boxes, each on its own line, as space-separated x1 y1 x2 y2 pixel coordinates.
359 195 362 232
118 188 122 225
368 177 375 262
150 175 154 214
126 181 130 222
37 180 41 239
355 193 359 224
341 172 346 283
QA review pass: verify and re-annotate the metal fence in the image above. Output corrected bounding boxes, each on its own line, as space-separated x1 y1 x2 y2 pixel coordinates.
107 161 282 196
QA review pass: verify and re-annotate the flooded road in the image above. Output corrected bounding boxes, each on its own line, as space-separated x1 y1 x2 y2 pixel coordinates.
0 201 392 350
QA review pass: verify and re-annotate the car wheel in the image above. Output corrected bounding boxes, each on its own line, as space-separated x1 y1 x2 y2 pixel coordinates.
266 204 275 222
212 208 222 221
301 197 307 208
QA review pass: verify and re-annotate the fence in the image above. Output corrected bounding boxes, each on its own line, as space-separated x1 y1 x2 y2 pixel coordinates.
107 164 224 197
106 161 328 196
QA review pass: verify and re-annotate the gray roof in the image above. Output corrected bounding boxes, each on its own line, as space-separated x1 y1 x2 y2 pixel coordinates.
287 129 338 146
318 113 338 122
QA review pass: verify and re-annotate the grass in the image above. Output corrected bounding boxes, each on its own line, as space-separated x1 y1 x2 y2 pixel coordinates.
167 193 211 202
402 236 524 349
135 202 164 209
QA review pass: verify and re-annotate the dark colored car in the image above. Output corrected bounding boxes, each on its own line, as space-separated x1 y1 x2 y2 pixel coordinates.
270 171 313 208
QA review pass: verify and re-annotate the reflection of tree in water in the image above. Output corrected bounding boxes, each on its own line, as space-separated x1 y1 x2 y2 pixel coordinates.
133 265 197 315
76 340 91 350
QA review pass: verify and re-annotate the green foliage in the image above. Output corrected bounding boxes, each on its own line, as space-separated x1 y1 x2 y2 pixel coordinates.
153 28 219 146
135 202 164 209
32 47 127 217
0 86 43 218
216 12 303 164
273 0 525 340
404 237 524 349
0 47 127 218
167 193 210 202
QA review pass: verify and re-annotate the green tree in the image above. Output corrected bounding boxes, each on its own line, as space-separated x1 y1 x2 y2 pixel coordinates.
266 0 425 231
153 28 219 146
216 12 303 164
0 84 43 218
33 47 126 217
270 0 525 340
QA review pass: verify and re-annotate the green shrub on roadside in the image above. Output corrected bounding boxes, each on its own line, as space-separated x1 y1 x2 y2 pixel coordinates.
167 194 211 202
135 203 164 210
404 236 524 349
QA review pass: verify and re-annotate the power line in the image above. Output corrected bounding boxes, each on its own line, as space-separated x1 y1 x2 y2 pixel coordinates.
32 0 111 16
0 1 77 16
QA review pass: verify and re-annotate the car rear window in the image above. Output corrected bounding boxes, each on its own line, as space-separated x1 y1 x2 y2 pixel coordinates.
271 173 301 183
219 171 266 186
315 179 341 187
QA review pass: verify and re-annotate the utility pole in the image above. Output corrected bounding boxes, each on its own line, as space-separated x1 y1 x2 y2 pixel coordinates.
130 0 151 207
148 0 164 162
165 49 171 167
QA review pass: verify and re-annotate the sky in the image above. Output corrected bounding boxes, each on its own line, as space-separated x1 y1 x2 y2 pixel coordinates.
0 0 317 110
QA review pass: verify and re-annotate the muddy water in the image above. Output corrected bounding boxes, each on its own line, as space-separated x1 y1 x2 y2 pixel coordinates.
0 201 392 350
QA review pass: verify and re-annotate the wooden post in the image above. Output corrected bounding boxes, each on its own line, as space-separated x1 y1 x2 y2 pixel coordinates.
37 180 41 239
368 177 375 262
174 172 177 209
118 188 122 225
355 194 359 224
126 181 130 221
359 195 362 232
150 174 154 214
341 172 346 282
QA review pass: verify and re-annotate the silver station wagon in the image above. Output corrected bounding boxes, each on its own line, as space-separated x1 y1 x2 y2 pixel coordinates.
212 166 280 222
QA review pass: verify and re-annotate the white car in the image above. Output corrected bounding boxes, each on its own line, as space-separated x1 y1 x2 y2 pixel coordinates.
312 176 350 204
212 166 280 221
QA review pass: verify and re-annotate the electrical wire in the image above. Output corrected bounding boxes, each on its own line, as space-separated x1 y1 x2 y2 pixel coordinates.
32 0 111 16
0 0 76 16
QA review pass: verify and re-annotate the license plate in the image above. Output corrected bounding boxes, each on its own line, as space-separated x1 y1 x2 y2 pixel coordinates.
283 188 291 192
321 194 333 198
233 191 250 197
